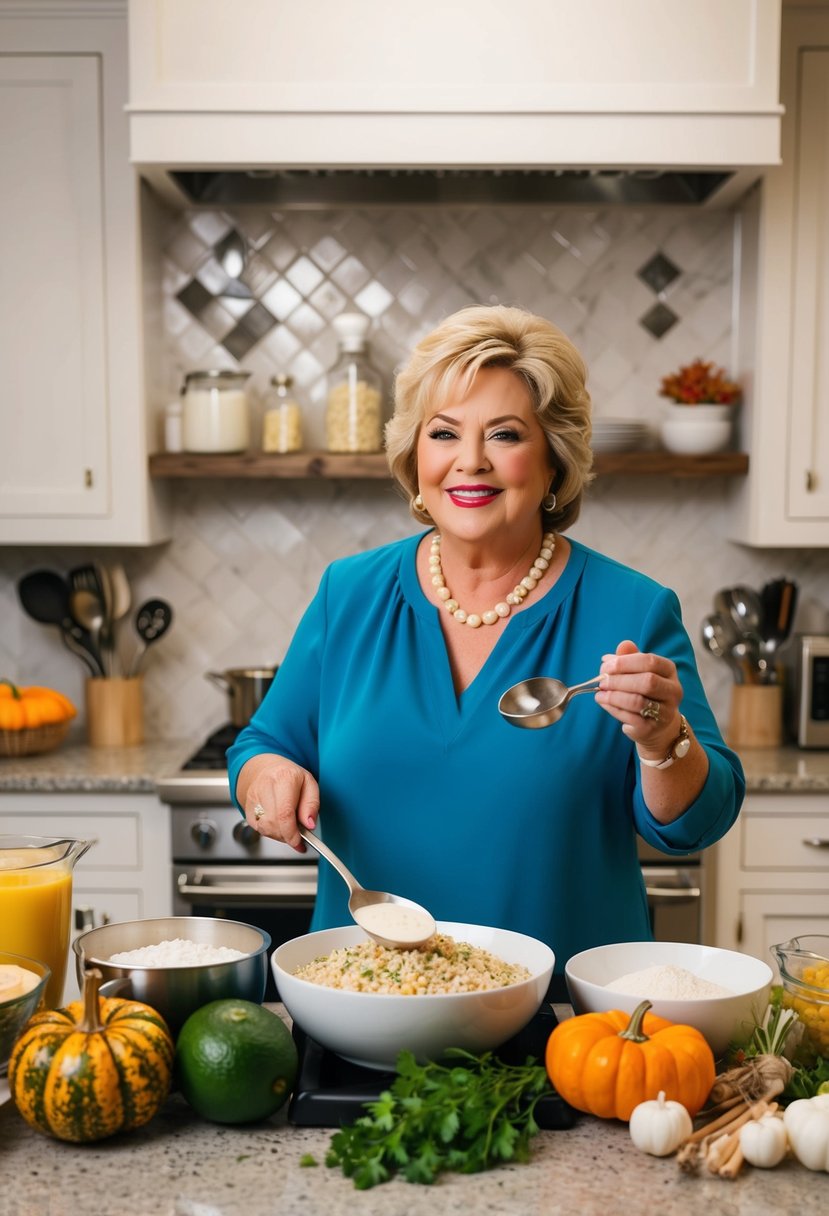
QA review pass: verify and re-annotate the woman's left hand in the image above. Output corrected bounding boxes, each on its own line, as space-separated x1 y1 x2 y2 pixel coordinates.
595 639 684 754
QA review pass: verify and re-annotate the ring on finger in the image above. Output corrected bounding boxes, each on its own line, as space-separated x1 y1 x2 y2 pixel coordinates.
253 803 266 822
640 699 661 722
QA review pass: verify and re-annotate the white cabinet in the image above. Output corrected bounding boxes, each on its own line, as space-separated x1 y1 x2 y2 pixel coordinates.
0 791 171 1003
128 0 781 183
732 6 829 546
714 793 829 968
0 3 169 544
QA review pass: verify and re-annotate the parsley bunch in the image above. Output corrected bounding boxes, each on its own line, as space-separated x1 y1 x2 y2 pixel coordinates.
325 1047 552 1189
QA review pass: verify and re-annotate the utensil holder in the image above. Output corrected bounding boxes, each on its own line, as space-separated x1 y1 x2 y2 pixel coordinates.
85 677 144 748
727 684 783 749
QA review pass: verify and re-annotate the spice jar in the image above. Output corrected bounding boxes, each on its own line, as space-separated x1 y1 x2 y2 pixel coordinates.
182 369 251 453
262 374 303 453
325 313 383 453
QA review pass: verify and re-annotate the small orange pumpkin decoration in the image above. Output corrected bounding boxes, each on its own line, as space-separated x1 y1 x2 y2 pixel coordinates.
545 1000 715 1122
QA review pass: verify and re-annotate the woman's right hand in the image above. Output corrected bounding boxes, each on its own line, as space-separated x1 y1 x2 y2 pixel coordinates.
236 752 320 851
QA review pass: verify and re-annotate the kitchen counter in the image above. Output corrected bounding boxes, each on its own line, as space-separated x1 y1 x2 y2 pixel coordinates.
1 1049 826 1216
0 738 196 792
0 741 827 794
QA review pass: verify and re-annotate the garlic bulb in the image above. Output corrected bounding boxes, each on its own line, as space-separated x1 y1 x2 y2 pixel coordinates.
629 1090 692 1157
739 1113 788 1168
783 1093 829 1172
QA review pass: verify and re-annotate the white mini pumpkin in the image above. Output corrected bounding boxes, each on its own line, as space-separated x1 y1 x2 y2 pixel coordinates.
629 1090 692 1157
739 1113 788 1168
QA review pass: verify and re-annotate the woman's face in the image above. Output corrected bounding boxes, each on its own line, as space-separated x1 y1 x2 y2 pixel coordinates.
416 366 554 545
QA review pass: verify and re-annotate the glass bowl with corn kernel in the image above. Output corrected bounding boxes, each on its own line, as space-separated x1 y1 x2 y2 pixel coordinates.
773 935 829 1060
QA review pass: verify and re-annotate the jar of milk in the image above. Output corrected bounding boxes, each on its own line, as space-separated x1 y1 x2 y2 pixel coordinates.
182 369 252 453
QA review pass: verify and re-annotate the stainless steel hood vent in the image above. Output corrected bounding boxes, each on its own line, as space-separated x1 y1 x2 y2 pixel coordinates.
168 167 733 209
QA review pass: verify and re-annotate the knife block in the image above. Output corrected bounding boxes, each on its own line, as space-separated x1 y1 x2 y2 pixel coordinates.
85 677 144 748
727 684 783 749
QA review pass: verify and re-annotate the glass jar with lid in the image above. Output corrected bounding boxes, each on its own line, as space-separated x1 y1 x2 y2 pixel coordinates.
262 374 303 453
182 369 251 453
325 313 383 453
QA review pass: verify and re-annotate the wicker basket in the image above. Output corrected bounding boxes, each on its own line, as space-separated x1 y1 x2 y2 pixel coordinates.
0 722 71 758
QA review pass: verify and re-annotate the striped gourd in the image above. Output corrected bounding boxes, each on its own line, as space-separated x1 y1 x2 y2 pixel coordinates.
8 968 174 1142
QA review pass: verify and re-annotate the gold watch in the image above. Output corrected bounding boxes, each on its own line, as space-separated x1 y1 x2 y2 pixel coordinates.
638 715 691 770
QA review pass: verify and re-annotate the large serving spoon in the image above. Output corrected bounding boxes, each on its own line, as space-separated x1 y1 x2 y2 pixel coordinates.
17 570 103 676
498 674 603 729
70 587 106 678
298 827 437 949
128 598 173 677
701 612 747 684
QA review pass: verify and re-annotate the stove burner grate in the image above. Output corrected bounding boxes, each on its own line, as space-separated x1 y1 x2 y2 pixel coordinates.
182 723 241 770
287 981 576 1129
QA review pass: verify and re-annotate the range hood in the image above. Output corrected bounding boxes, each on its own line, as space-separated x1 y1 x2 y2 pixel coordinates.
129 0 784 211
166 168 734 209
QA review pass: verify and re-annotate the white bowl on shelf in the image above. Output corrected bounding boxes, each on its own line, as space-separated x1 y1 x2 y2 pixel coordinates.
660 404 734 455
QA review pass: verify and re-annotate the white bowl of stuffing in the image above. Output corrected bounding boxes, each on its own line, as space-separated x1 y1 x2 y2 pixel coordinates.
564 941 772 1059
272 921 555 1070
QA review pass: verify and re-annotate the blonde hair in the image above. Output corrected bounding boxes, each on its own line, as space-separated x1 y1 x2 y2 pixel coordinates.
385 305 594 532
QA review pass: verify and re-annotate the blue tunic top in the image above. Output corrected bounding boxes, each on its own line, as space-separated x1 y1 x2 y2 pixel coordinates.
228 534 744 970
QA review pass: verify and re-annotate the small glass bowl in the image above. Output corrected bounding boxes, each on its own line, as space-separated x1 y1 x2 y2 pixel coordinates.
0 952 51 1075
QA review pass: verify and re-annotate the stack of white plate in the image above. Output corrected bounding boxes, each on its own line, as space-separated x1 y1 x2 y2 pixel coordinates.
591 418 651 453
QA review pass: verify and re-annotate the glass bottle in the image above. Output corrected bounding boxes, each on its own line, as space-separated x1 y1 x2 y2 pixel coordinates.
182 369 251 453
325 313 383 453
262 374 303 453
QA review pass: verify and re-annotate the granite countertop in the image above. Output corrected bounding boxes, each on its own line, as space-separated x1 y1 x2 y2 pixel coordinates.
1 740 828 795
1 1053 826 1216
0 738 196 792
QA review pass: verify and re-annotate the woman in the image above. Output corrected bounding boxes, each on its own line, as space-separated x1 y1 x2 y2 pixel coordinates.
228 305 744 967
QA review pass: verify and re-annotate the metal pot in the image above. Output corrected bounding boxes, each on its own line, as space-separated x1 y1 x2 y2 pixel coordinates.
206 666 276 727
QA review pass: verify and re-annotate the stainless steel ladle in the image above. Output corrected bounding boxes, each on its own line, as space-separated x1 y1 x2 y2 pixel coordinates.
498 674 603 729
298 827 437 949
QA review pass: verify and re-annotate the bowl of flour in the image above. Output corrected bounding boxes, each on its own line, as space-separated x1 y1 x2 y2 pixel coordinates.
73 916 271 1033
564 941 772 1058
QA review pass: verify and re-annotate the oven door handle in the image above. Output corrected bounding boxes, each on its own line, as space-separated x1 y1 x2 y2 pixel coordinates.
641 867 701 905
177 873 318 905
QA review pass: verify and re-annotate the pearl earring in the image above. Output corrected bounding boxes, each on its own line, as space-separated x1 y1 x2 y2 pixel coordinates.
542 490 557 512
413 493 427 514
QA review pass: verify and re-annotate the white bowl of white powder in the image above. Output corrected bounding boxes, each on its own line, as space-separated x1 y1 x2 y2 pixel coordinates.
73 916 270 1033
564 941 772 1058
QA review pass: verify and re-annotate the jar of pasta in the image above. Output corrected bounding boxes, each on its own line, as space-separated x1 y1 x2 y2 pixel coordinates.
325 313 383 453
262 374 303 453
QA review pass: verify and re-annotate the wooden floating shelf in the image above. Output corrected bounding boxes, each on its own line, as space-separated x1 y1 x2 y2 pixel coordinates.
149 450 749 480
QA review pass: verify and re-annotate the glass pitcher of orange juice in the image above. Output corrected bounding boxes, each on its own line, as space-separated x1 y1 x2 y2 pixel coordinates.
0 836 93 1007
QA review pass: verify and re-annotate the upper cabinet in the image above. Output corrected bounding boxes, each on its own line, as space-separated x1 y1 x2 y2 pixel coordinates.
128 0 782 205
731 4 829 547
0 2 169 545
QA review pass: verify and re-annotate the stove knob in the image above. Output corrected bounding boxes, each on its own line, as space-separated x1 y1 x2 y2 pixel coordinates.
191 819 217 850
233 820 260 849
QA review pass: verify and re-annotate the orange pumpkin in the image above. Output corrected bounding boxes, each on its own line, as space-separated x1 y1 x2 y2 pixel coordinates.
545 999 715 1121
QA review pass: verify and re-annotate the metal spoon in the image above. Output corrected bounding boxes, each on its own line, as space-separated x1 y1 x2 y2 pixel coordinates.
70 587 106 677
298 827 437 950
498 674 603 729
701 612 746 684
128 598 173 677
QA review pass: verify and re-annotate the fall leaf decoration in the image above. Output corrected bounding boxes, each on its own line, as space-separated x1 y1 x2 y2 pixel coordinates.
660 358 741 406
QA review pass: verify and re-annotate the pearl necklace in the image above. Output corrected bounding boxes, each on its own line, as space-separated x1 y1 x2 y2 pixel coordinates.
429 532 556 628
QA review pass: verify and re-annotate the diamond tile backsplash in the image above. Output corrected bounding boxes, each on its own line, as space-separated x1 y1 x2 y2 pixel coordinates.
2 203 828 747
